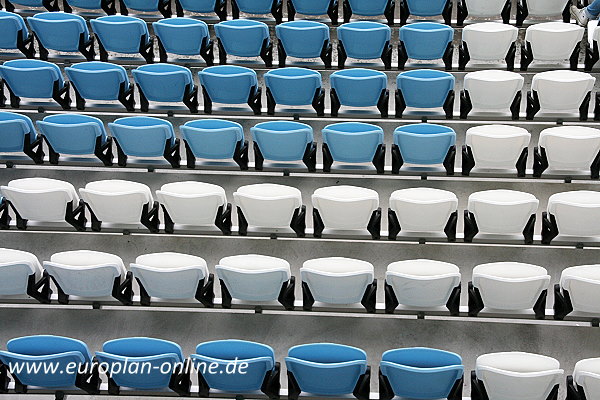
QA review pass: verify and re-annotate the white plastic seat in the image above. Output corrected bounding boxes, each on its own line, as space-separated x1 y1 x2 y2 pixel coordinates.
523 0 569 16
465 189 539 243
528 70 595 119
130 252 209 303
523 22 583 70
385 259 460 313
462 0 507 17
559 265 600 315
544 191 600 243
301 257 374 307
388 188 457 240
471 262 550 314
461 70 523 118
0 248 42 296
474 352 563 400
460 23 518 68
312 185 380 239
464 125 530 175
573 358 600 400
586 22 600 70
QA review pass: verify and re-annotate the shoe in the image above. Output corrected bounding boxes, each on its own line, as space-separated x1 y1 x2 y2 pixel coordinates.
571 5 589 27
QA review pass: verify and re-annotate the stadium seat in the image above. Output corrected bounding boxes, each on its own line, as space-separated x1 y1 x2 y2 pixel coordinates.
285 343 370 400
301 257 376 312
0 59 70 109
231 0 282 23
0 177 86 231
27 12 94 61
399 22 453 70
192 340 280 398
3 0 60 12
384 259 461 315
464 189 539 244
570 358 600 400
43 250 133 305
275 21 331 68
388 188 458 241
586 22 600 71
251 120 316 171
132 64 198 113
233 183 305 237
329 69 388 118
214 19 272 67
90 15 154 63
515 0 570 27
119 0 172 18
521 22 584 71
130 252 213 306
0 249 44 300
95 337 189 395
216 254 294 309
457 0 511 25
460 70 523 120
108 116 180 168
65 62 134 111
180 119 247 170
264 68 324 116
343 0 394 25
469 262 550 318
337 22 392 69
462 125 530 177
527 70 595 121
0 335 99 394
0 11 35 58
459 22 518 70
198 66 261 115
392 123 456 175
153 18 213 65
542 191 600 245
379 347 463 400
312 185 381 239
0 111 44 164
472 352 563 400
322 123 385 173
155 181 231 234
534 126 600 179
400 0 451 25
396 70 455 118
174 0 227 20
79 179 160 232
288 0 338 24
63 0 117 15
554 264 600 319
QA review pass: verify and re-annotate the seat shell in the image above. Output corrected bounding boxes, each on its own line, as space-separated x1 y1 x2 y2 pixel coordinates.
275 21 329 59
400 22 453 60
233 183 302 228
289 0 332 15
181 119 243 160
79 180 153 224
462 22 518 61
0 248 42 295
322 122 384 164
109 116 175 158
525 22 584 61
214 19 270 58
389 188 458 233
330 69 387 108
27 12 89 52
525 0 569 16
397 69 455 109
156 181 226 226
405 0 448 16
393 123 456 165
251 121 313 162
36 113 107 155
463 0 507 16
0 59 64 99
133 63 194 103
90 15 149 54
153 18 209 56
65 62 129 101
312 185 379 230
199 65 258 105
466 125 530 170
265 68 321 106
548 191 600 237
574 357 600 400
539 126 600 170
468 190 539 235
561 265 600 314
531 70 595 111
464 70 523 110
0 111 36 153
337 21 391 60
0 11 29 50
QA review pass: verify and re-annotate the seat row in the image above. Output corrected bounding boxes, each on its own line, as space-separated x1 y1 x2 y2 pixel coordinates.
0 178 598 246
1 248 598 321
3 114 600 180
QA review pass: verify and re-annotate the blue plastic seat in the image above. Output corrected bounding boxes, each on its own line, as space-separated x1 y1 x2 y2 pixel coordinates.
36 113 113 165
0 335 98 393
288 0 338 24
198 65 262 115
120 0 172 18
132 63 198 113
4 0 60 12
174 0 227 20
108 116 180 167
343 0 394 25
285 343 370 398
27 12 94 60
153 18 213 65
0 59 71 109
330 69 388 117
0 11 35 58
275 21 331 68
180 119 248 169
0 111 44 163
95 337 188 394
392 123 456 175
251 120 316 171
396 69 455 118
64 0 117 14
90 15 154 63
264 68 324 115
191 340 279 398
401 0 451 25
379 347 464 400
231 0 282 23
322 122 385 173
399 22 454 69
65 61 134 111
337 21 392 69
214 19 272 67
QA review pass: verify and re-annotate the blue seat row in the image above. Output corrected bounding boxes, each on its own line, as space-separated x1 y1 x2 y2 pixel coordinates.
0 335 464 400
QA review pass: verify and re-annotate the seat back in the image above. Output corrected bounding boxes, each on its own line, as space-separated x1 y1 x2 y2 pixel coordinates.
322 122 383 163
539 126 600 170
525 0 569 16
0 111 36 153
199 66 258 105
468 190 539 234
464 70 523 110
312 185 379 230
574 358 600 400
393 123 456 165
389 188 458 232
526 22 584 61
122 0 160 12
276 21 329 58
28 12 88 52
464 0 507 16
153 18 209 56
90 15 148 54
330 69 387 107
466 125 530 169
79 180 152 224
405 0 448 16
0 248 41 295
252 121 313 162
264 68 322 106
181 119 243 160
214 19 270 57
347 0 390 15
156 181 226 226
65 62 128 101
37 113 106 155
235 0 275 14
560 265 600 314
66 0 103 9
0 59 63 99
133 64 193 103
0 11 28 50
178 0 218 13
337 21 391 59
548 191 600 237
397 69 455 109
532 71 595 111
289 0 331 15
109 116 175 157
233 184 302 228
400 22 453 60
462 23 518 61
